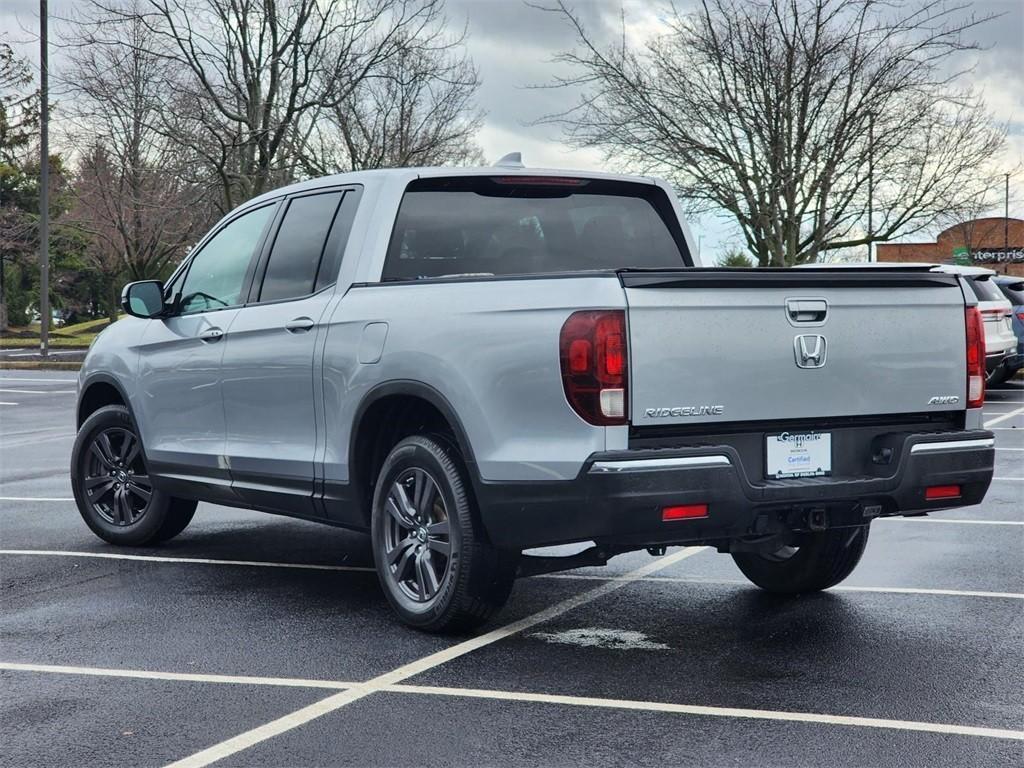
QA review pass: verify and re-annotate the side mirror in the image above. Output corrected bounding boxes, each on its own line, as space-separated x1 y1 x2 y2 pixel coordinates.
121 280 166 318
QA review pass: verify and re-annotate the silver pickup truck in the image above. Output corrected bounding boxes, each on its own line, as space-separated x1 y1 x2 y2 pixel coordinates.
73 164 996 631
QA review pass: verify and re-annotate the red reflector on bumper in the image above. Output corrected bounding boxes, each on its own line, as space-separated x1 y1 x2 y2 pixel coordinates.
662 504 708 521
925 485 961 500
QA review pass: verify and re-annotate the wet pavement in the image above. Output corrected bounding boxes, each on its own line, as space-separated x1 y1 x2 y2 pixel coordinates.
1 370 1021 767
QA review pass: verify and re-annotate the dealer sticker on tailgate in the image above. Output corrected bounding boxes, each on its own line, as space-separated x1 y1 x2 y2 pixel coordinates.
766 431 832 479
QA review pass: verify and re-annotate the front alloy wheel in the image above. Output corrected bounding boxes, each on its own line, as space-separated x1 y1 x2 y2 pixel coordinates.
82 427 153 526
71 404 197 546
382 468 453 603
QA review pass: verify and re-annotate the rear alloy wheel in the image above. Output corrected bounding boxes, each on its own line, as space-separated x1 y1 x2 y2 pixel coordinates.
71 405 196 546
371 435 517 633
731 525 870 593
382 468 453 603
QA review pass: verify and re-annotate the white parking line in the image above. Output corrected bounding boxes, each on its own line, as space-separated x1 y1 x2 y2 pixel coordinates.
0 662 356 690
4 660 1019 743
0 498 74 502
985 406 1024 427
879 517 1024 526
0 391 75 397
0 428 73 438
0 550 376 573
997 447 1024 452
0 402 17 406
826 585 1024 599
0 432 75 447
5 548 1024 589
541 574 1024 600
386 684 1024 741
163 546 709 768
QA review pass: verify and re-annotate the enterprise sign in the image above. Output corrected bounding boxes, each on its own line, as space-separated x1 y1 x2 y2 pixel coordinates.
964 247 1024 264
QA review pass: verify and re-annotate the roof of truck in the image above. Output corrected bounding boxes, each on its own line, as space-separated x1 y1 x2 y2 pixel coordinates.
244 164 662 210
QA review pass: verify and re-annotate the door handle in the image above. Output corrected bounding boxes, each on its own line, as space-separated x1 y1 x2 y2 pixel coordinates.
786 299 828 324
199 328 224 342
285 317 315 333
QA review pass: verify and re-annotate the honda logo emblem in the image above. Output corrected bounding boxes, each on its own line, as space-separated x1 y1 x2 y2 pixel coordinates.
794 334 827 368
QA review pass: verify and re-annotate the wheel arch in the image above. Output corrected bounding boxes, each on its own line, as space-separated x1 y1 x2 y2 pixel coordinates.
77 374 132 428
349 380 482 527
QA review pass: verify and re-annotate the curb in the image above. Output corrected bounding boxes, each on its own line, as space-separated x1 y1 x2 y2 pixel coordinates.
0 361 82 371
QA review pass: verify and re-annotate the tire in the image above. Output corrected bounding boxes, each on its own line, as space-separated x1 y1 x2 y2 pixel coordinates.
731 525 870 594
371 435 517 633
987 367 1008 387
71 404 197 546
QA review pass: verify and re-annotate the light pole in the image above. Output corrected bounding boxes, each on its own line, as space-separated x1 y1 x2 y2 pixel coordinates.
867 111 875 262
1006 172 1011 273
39 0 50 357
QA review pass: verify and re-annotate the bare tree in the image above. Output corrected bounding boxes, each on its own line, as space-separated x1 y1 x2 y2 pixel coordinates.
299 31 484 174
79 0 458 213
540 0 1009 266
60 7 205 319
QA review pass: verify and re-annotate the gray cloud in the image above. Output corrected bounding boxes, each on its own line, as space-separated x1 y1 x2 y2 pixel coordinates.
3 0 1020 251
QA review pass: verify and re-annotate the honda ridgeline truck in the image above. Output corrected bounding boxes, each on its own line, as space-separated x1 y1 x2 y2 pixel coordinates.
72 161 996 631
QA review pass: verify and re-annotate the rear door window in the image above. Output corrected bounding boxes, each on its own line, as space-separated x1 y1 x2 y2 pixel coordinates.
314 188 362 293
996 281 1024 305
258 192 343 303
967 276 1005 303
382 177 690 280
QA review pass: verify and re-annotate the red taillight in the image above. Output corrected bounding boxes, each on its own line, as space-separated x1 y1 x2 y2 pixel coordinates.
925 485 961 500
1017 312 1024 322
559 310 628 426
965 307 985 409
662 504 708 521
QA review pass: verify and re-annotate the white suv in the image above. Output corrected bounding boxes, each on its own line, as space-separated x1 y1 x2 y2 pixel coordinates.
934 265 1016 382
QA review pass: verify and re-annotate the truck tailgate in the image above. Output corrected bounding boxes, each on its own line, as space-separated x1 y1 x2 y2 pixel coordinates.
622 269 967 426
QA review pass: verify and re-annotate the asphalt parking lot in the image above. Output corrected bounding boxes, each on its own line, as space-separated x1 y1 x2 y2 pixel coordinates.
1 368 1022 767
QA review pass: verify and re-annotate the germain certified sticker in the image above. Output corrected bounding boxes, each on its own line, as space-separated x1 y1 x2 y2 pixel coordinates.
766 431 832 479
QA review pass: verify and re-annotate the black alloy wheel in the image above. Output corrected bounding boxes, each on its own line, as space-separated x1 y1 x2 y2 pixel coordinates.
381 468 454 603
72 404 197 546
371 435 518 633
82 427 153 526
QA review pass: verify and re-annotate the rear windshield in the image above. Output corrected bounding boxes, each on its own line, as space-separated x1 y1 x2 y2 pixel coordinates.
967 276 1006 302
382 177 690 281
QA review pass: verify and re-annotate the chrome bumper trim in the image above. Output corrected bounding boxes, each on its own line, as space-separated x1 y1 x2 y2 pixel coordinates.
589 455 732 473
910 438 995 454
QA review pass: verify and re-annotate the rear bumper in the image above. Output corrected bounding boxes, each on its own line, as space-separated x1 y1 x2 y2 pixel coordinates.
476 430 995 550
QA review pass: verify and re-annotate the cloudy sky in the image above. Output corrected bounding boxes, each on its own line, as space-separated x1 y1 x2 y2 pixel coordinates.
3 0 1023 259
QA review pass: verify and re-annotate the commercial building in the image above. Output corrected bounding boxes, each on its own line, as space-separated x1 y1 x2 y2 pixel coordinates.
876 217 1024 277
